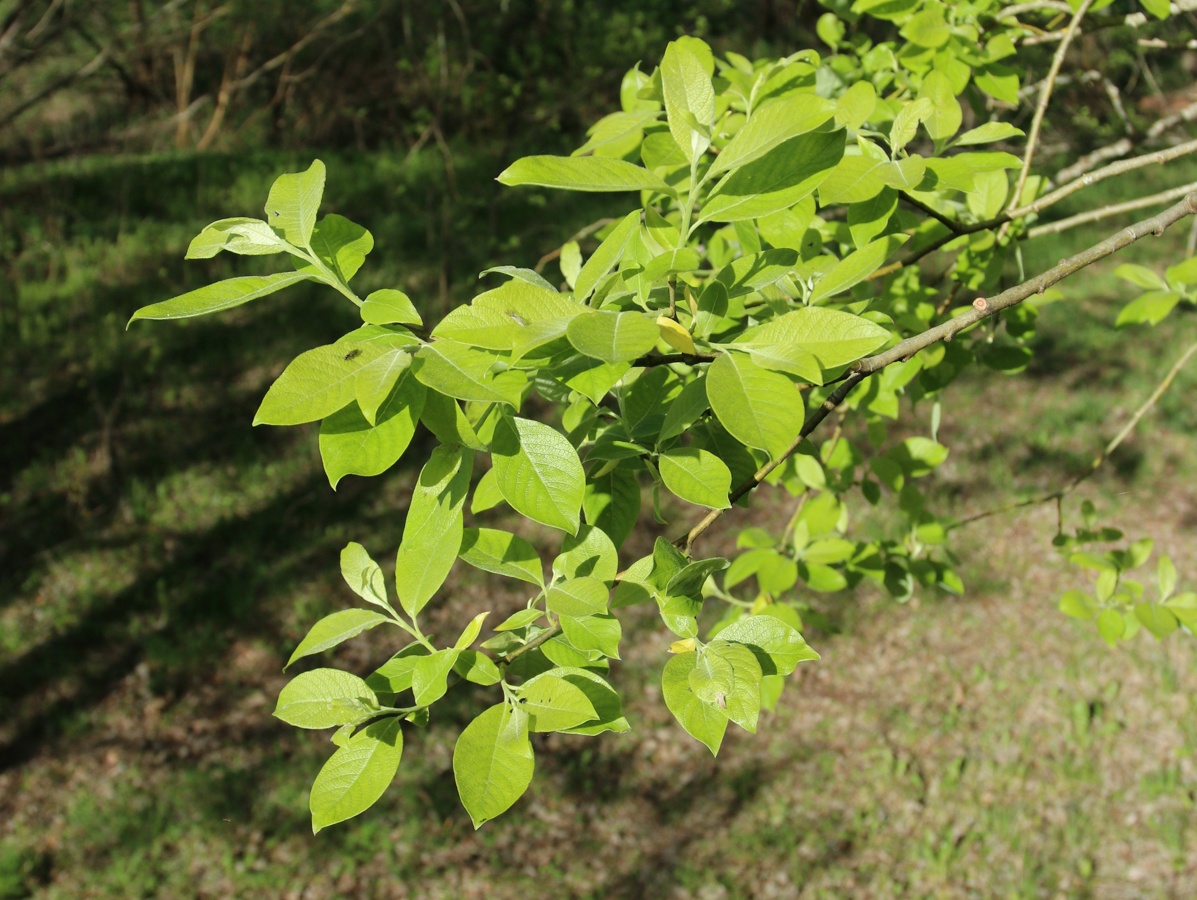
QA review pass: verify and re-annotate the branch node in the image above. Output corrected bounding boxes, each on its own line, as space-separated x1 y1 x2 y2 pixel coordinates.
972 296 990 313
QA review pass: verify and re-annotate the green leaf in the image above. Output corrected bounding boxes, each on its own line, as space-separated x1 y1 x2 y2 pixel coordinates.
704 640 763 733
265 159 325 246
953 122 1025 147
890 98 933 155
809 234 908 304
1140 0 1171 19
319 369 426 487
412 341 527 407
519 671 600 732
1116 291 1181 327
453 650 503 686
366 645 429 694
287 609 391 669
553 525 619 584
848 189 898 247
707 353 803 458
353 349 413 426
546 577 610 617
566 310 660 362
834 81 877 131
129 272 315 325
658 448 732 508
900 6 950 47
560 614 622 658
454 611 491 650
361 289 422 326
340 542 389 609
975 63 1020 105
420 391 485 451
453 704 535 828
1096 608 1125 647
412 648 461 707
185 217 294 259
1058 589 1098 620
660 374 710 443
306 214 373 282
498 155 673 195
1165 257 1197 286
583 466 641 547
1115 264 1168 290
434 280 581 351
551 668 630 735
1158 555 1177 601
699 130 845 224
917 71 961 142
493 608 544 632
459 528 544 586
736 308 889 383
661 653 728 755
818 153 892 205
395 446 472 617
661 37 715 163
310 717 402 833
255 342 383 427
575 210 641 302
716 614 819 675
1135 603 1178 639
492 415 585 534
274 669 377 730
708 93 836 179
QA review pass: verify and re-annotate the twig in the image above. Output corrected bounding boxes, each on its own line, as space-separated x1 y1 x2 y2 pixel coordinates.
1057 100 1197 184
951 337 1197 531
1008 0 1095 231
533 217 617 273
1027 181 1197 237
1010 139 1197 220
679 193 1197 555
900 192 966 235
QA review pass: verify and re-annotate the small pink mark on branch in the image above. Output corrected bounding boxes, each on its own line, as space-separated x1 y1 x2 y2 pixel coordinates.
972 296 990 313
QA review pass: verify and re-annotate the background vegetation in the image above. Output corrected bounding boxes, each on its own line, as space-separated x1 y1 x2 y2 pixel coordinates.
3 0 1197 895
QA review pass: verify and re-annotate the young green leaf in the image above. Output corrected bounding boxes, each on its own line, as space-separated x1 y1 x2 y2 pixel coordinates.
459 528 545 586
255 342 383 426
735 308 890 382
340 542 389 609
566 310 660 362
186 217 294 259
265 159 325 247
661 652 728 755
274 669 377 730
706 352 804 458
917 70 962 142
492 415 585 534
305 214 373 282
661 37 715 163
454 704 535 828
394 446 473 617
319 368 426 487
519 671 600 732
366 645 430 694
286 609 391 669
310 717 402 833
716 614 819 675
453 650 503 686
412 649 462 707
412 341 527 408
707 92 836 179
353 349 413 425
809 234 908 304
361 289 423 326
128 272 315 325
498 155 673 195
658 448 732 509
574 210 641 302
953 122 1025 147
546 577 611 617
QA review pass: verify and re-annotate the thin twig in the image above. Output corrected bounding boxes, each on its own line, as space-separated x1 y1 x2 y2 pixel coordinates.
533 217 617 273
1007 0 1095 232
1057 100 1197 184
951 337 1197 531
1028 181 1197 237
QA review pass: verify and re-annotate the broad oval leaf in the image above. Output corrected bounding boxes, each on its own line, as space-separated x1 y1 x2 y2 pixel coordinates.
453 704 535 828
412 341 527 408
128 271 315 325
661 36 715 163
492 416 585 534
546 576 610 617
658 448 732 508
566 310 660 362
716 614 819 676
255 342 384 426
735 308 890 383
706 353 804 459
661 652 728 755
459 527 545 586
809 234 909 304
305 213 373 282
319 368 426 488
361 289 423 326
310 717 403 833
274 668 377 730
519 672 600 732
286 608 391 669
708 93 836 179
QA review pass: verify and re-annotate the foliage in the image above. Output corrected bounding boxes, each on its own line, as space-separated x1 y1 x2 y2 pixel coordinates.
129 0 1197 832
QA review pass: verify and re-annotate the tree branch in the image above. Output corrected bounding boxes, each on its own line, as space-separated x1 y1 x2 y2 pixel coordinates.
1027 181 1197 238
680 192 1197 555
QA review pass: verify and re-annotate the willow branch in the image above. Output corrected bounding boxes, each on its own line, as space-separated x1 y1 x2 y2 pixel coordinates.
1008 0 1095 229
1057 100 1197 184
950 337 1197 531
1011 139 1197 219
680 193 1197 555
1027 181 1197 238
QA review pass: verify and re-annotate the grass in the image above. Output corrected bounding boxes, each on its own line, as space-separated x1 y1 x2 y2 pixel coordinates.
2 147 1197 897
